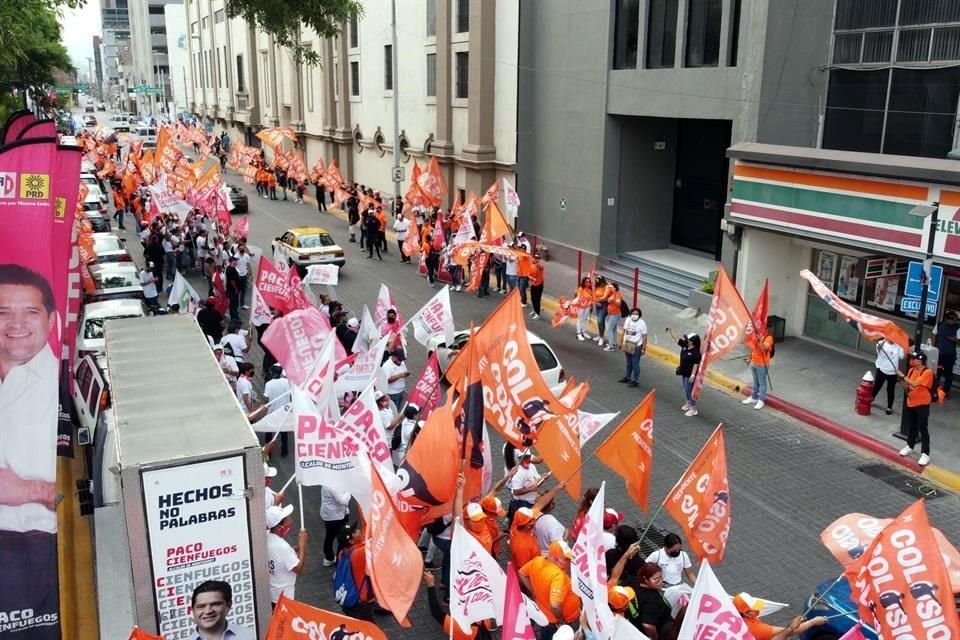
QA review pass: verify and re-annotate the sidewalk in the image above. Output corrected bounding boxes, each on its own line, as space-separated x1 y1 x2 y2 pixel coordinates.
303 190 960 488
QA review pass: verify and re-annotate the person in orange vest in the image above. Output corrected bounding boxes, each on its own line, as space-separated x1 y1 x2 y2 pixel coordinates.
528 253 545 320
742 328 775 410
375 206 388 254
266 170 278 200
112 188 127 229
574 276 594 341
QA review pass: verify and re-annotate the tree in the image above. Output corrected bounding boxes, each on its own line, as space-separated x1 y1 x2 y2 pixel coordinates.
225 0 363 65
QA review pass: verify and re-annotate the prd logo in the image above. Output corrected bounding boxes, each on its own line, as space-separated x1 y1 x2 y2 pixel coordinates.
0 172 16 198
19 173 49 199
54 197 66 219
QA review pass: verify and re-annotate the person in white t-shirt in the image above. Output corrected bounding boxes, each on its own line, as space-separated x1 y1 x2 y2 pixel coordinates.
235 363 256 412
320 487 351 566
619 307 648 387
221 321 251 363
232 240 252 309
381 348 410 409
214 344 239 390
645 533 696 587
263 463 282 510
508 451 549 523
263 367 291 456
393 214 411 263
602 508 622 550
140 263 159 308
375 390 396 433
872 337 905 415
265 504 307 604
533 494 566 555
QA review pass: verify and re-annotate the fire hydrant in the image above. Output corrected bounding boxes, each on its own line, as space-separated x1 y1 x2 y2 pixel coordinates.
855 370 874 416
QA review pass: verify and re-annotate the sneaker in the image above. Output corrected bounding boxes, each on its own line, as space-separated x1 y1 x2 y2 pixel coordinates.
604 345 615 352
754 400 765 410
684 408 699 417
899 445 913 456
597 339 605 347
628 381 639 388
595 337 603 343
242 304 250 310
618 377 630 383
918 453 931 466
531 314 540 320
885 408 893 415
322 557 335 567
529 311 536 318
741 397 754 405
577 333 586 341
521 303 528 308
681 402 690 411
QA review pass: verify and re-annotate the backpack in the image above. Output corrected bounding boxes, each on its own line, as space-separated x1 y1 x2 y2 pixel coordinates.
929 368 943 404
333 546 369 608
620 299 630 317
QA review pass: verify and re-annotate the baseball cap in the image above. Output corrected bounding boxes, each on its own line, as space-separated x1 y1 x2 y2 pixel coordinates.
265 504 294 529
519 449 533 459
347 317 359 329
480 496 506 517
553 626 575 640
262 462 277 478
465 503 486 522
910 351 928 363
375 390 386 401
514 507 537 527
608 585 636 611
548 540 573 560
213 343 224 352
733 593 766 615
603 508 623 529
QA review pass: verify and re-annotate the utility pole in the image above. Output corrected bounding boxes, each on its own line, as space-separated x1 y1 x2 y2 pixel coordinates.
391 0 402 209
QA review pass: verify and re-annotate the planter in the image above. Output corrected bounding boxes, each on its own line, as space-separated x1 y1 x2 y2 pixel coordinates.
687 288 714 313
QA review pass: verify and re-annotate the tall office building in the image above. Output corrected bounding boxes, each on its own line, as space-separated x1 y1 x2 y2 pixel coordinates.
99 0 131 108
128 0 182 115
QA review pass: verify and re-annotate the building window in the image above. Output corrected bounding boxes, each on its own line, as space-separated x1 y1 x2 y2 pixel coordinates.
384 45 393 91
685 0 722 67
214 9 225 23
897 28 932 62
236 54 245 92
834 0 897 29
426 53 437 97
191 21 198 35
613 0 640 69
728 0 741 65
822 68 888 153
884 66 960 158
148 5 164 14
349 13 359 48
455 51 468 98
261 52 270 107
456 0 469 33
201 16 208 29
350 60 360 96
216 48 222 88
305 55 314 112
426 0 437 37
646 0 678 68
223 47 229 88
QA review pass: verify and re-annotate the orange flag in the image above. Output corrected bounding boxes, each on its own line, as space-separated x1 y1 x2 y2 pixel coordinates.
126 628 162 640
417 155 448 206
691 266 751 400
366 459 424 625
264 594 388 640
663 425 730 564
846 500 960 640
482 201 512 244
745 278 769 346
596 390 654 512
536 412 583 500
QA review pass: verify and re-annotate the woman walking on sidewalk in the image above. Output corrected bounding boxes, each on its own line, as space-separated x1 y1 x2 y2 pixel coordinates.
619 307 648 387
575 276 594 341
897 351 934 466
668 328 702 417
872 338 904 415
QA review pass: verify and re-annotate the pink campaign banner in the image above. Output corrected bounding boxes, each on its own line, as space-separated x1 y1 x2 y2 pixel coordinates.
0 136 76 639
17 120 58 141
1 110 35 145
407 352 441 419
262 308 347 386
254 256 289 310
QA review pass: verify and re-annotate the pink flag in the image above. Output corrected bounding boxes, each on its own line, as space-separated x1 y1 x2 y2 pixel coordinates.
300 333 340 422
839 624 868 640
431 215 444 251
571 483 615 640
407 353 441 420
374 283 401 327
286 267 313 312
262 308 345 386
502 563 536 640
234 215 249 239
255 256 289 310
336 384 392 469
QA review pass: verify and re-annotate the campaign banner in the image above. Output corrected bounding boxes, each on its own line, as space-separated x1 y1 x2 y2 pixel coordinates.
262 308 342 386
0 138 73 639
254 257 289 310
410 285 455 346
406 352 441 419
572 483 615 640
677 561 752 640
335 334 390 395
303 264 339 286
141 456 258 640
337 385 392 469
293 388 368 490
264 595 387 640
450 521 505 633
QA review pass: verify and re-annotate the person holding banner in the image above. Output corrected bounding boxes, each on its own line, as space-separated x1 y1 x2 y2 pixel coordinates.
741 330 774 410
518 541 582 639
575 276 595 341
265 504 308 607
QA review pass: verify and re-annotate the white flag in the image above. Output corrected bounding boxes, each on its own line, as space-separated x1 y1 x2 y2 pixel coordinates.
450 521 506 633
169 271 201 314
336 334 390 394
293 386 365 487
352 305 377 354
452 212 476 246
336 383 393 470
250 285 273 327
577 411 619 448
304 264 340 285
501 177 520 224
410 285 455 346
301 333 340 423
677 561 754 640
251 390 295 433
572 483 616 640
374 283 400 327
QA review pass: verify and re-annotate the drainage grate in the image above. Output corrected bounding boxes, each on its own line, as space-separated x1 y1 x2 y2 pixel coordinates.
857 463 945 500
629 522 668 556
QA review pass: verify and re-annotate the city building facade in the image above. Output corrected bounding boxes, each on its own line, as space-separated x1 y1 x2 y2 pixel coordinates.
99 0 132 109
128 0 180 116
164 4 189 115
184 0 517 201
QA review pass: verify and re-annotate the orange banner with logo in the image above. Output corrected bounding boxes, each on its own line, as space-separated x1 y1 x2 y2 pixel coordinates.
596 391 655 512
264 594 388 640
366 461 423 625
822 512 960 591
692 267 751 400
846 500 960 640
126 628 163 640
663 425 730 564
481 201 511 244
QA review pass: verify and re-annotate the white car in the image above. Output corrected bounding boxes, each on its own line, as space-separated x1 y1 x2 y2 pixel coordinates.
72 354 110 447
86 263 143 303
81 175 109 206
90 233 133 265
134 125 157 148
75 299 145 361
426 328 567 395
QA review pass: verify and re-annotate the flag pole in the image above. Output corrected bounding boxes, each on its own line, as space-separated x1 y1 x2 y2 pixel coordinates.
297 481 305 529
637 502 666 547
802 573 846 616
279 474 297 494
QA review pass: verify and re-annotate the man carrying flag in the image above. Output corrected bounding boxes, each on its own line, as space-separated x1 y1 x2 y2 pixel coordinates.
742 279 773 410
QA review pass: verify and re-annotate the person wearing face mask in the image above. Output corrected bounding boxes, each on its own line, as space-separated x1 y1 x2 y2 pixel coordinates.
619 307 648 387
265 504 308 608
645 533 696 587
393 213 411 263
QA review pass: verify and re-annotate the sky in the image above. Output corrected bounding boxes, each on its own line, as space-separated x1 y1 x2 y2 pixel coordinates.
60 1 103 75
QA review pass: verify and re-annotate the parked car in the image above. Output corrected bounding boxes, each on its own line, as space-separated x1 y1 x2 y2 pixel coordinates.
72 354 110 447
96 103 106 111
82 190 108 220
272 227 346 273
84 211 111 233
75 299 145 360
90 233 132 265
83 115 98 128
82 177 109 206
134 125 157 148
110 114 130 132
84 104 95 113
227 185 248 213
85 263 144 303
425 328 567 395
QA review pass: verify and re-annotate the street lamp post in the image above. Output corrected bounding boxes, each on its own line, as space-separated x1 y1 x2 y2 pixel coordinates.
897 202 940 439
391 0 402 209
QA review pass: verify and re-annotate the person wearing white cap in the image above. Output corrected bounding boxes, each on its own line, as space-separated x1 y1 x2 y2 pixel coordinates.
263 366 291 457
213 343 239 390
387 403 421 466
263 463 282 510
265 504 307 606
374 390 395 434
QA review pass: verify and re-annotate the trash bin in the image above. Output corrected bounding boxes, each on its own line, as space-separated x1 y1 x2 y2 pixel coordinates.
767 315 786 343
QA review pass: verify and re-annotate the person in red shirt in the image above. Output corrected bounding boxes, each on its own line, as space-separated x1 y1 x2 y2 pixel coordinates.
897 351 936 466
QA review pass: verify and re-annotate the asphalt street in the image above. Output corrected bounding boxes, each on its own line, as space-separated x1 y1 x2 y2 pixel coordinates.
113 135 960 638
